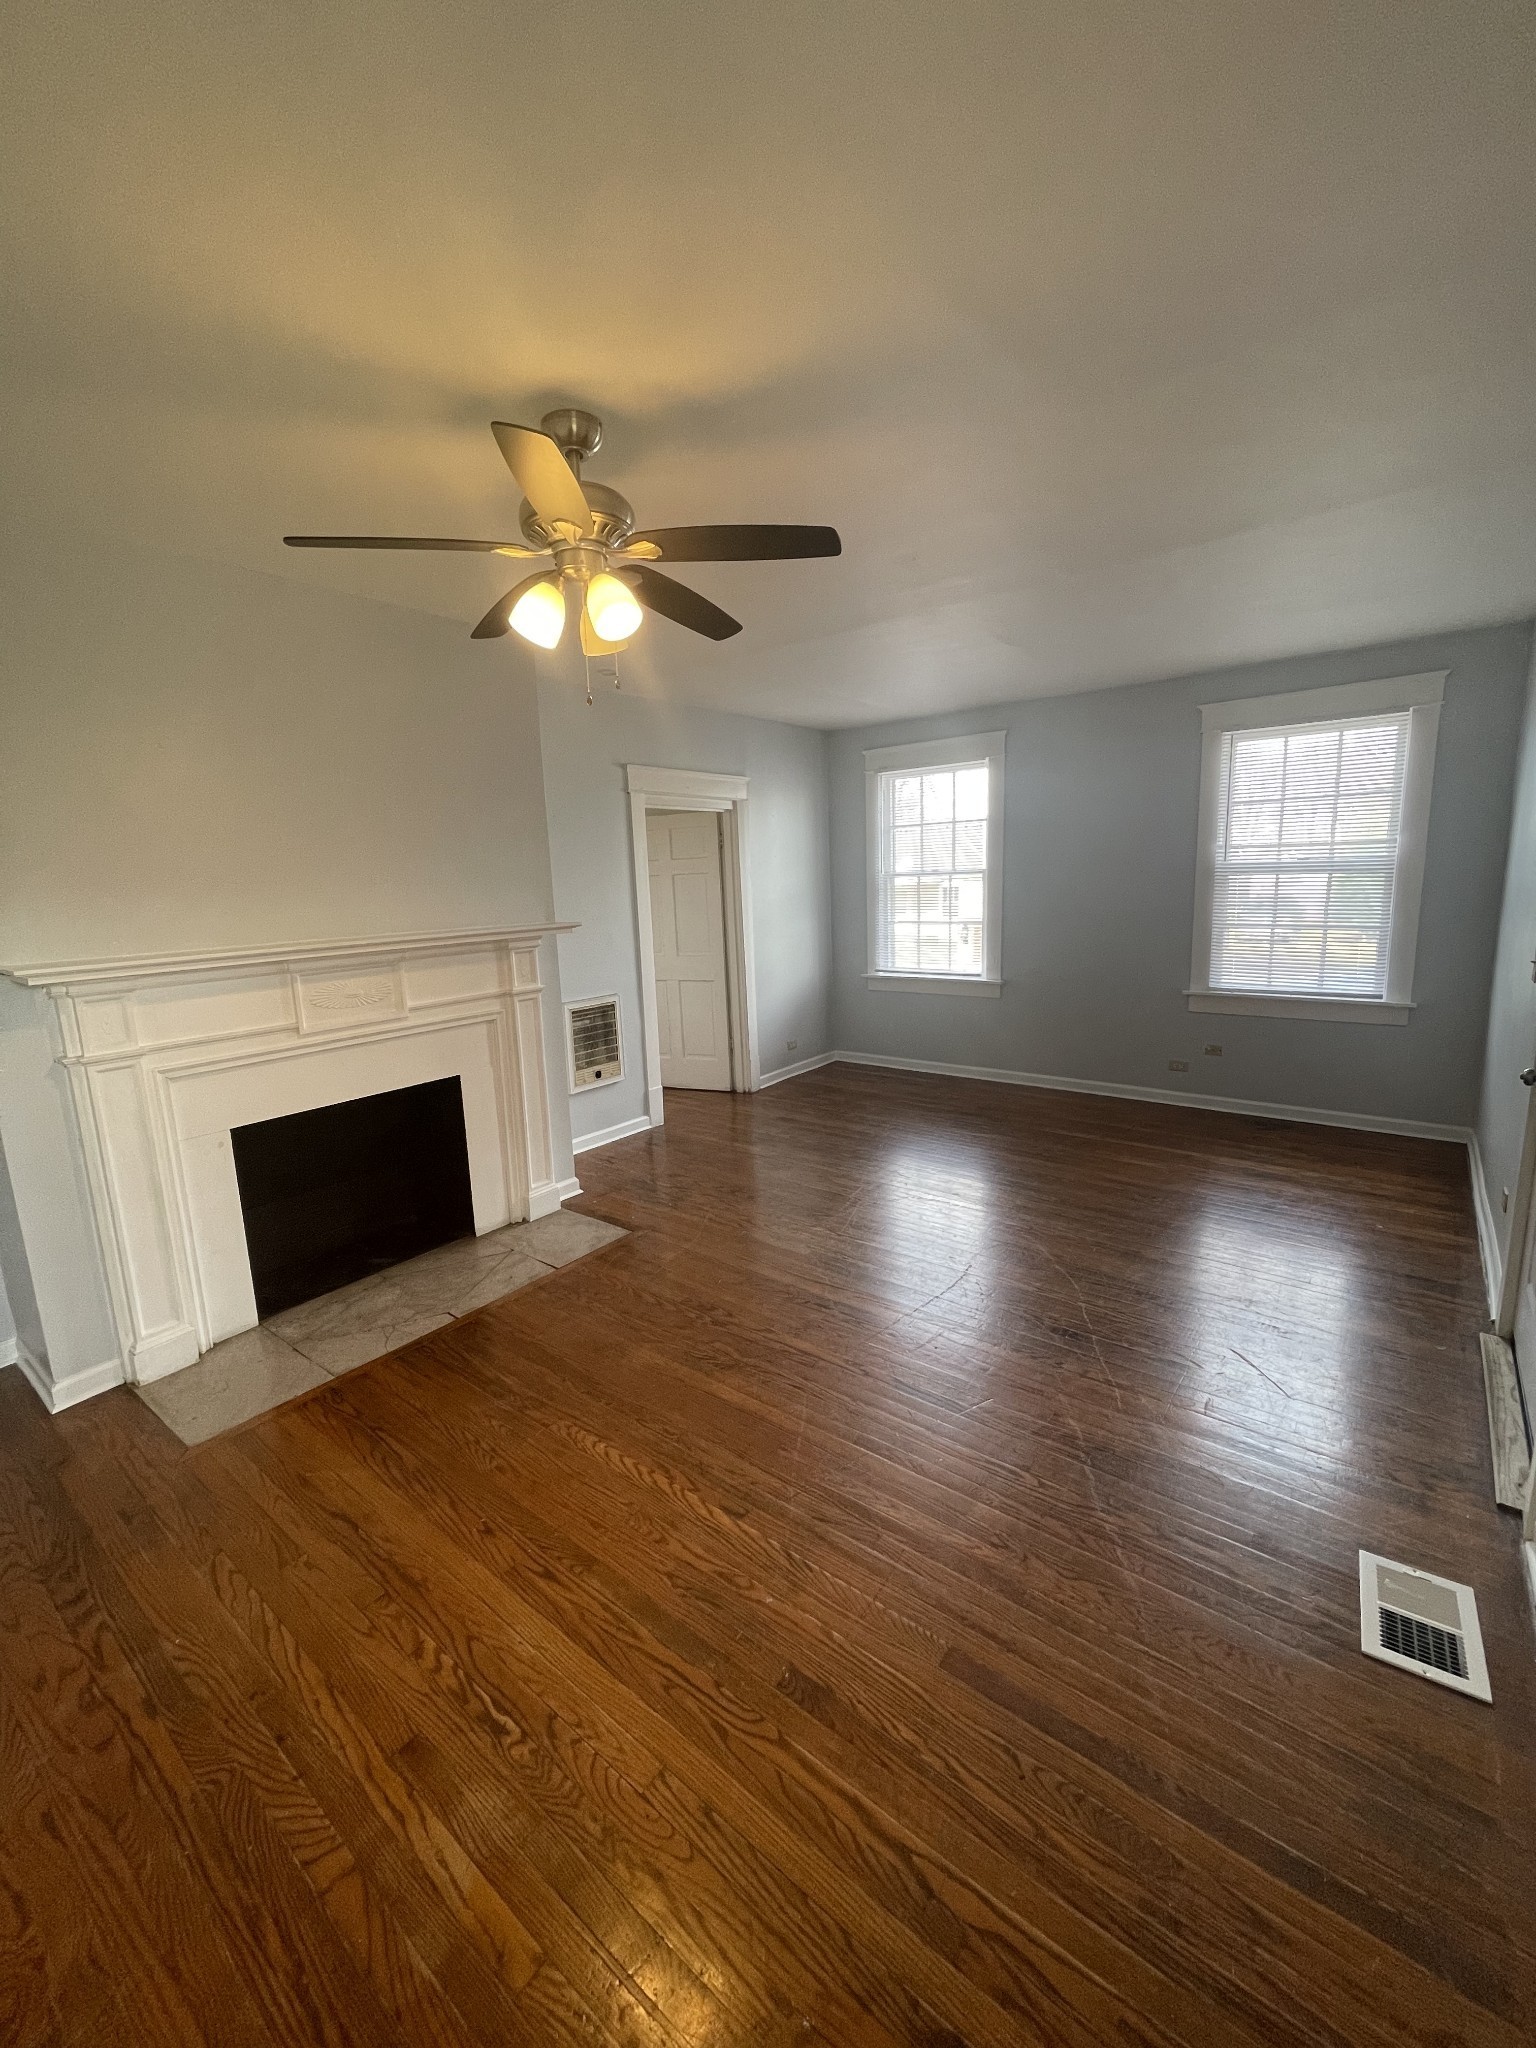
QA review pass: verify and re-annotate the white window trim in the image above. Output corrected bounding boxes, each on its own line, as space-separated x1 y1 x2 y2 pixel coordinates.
1187 671 1445 1024
864 730 1005 992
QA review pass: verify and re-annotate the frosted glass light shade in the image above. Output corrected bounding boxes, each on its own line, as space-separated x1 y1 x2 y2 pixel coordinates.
585 573 643 643
508 578 566 648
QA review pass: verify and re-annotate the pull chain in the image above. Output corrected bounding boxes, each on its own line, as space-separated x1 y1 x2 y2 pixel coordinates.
583 649 622 703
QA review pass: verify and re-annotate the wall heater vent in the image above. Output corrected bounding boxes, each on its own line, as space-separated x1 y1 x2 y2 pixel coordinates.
567 998 623 1092
1359 1552 1491 1703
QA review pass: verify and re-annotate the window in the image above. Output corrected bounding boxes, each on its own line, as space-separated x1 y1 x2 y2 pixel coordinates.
1189 672 1444 1023
865 732 1005 993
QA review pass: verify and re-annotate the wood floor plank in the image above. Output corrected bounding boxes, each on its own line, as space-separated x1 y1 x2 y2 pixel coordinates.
3 1064 1533 2044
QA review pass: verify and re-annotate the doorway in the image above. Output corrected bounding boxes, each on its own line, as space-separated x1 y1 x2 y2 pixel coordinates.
646 811 733 1091
626 763 760 1126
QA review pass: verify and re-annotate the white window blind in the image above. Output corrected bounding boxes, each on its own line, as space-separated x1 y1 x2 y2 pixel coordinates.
876 762 990 975
1209 712 1410 998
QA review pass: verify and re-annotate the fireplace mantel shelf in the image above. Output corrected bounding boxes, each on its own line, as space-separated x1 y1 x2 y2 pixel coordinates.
1 923 578 991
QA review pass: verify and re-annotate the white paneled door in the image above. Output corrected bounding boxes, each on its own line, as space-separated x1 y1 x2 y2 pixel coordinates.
646 810 733 1091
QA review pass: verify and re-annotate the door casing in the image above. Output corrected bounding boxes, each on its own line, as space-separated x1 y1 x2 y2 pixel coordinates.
626 764 759 1126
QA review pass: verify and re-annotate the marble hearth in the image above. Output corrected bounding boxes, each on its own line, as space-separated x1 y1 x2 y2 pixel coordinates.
139 1205 625 1445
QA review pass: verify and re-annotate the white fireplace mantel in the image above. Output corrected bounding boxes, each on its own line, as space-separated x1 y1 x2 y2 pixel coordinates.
0 924 576 1408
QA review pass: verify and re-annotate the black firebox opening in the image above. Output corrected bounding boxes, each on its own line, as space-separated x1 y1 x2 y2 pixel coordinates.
231 1076 476 1319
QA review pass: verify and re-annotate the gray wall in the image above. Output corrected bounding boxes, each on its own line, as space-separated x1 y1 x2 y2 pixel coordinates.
830 622 1534 1131
0 527 555 966
538 678 832 1148
1474 632 1536 1290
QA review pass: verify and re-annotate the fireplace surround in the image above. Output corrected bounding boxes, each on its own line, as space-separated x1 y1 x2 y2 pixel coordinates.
0 926 574 1409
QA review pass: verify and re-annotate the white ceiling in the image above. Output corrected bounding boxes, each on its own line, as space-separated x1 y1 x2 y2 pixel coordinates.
3 1 1533 728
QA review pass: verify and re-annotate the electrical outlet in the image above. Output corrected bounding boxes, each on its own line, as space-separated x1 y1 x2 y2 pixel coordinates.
1502 1186 1511 1213
1203 1043 1223 1057
786 1038 798 1053
1168 1059 1190 1073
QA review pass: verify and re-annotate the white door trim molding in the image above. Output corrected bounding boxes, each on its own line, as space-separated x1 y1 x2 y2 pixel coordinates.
625 765 759 1126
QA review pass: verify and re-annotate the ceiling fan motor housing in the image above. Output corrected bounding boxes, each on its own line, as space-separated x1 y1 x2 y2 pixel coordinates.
518 410 635 554
519 479 636 555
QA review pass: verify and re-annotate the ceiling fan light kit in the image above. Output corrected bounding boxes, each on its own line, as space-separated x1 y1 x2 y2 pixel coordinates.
284 407 841 698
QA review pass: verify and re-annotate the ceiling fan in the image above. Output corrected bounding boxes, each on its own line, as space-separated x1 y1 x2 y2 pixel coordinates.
284 407 841 655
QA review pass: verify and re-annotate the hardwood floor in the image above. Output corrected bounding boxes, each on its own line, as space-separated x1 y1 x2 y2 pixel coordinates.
2 1062 1533 2045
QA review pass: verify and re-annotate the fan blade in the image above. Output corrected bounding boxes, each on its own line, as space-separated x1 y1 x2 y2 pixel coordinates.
626 565 742 641
624 524 841 562
470 571 559 640
283 535 544 555
490 422 593 535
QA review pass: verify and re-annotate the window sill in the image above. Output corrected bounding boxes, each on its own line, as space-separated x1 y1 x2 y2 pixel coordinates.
866 973 1002 997
1186 988 1414 1025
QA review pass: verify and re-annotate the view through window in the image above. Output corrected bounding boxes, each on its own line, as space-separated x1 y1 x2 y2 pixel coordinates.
877 762 990 975
1209 714 1409 997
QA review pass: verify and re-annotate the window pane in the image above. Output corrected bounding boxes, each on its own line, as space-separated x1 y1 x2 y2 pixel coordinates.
1283 731 1340 796
953 923 984 973
892 825 922 872
1229 734 1284 802
1338 725 1399 792
892 876 920 919
953 819 986 868
890 774 922 824
1226 872 1276 918
1271 927 1325 985
1335 795 1393 847
1217 928 1274 985
921 772 954 822
921 823 953 871
891 923 920 968
953 766 989 819
918 877 948 918
1275 873 1328 924
919 925 952 970
1228 801 1280 851
1321 928 1384 991
1326 872 1389 926
954 874 984 921
1279 799 1334 854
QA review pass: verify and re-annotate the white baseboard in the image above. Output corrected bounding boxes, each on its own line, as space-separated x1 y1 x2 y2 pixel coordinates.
1467 1133 1505 1319
15 1340 124 1413
825 1049 1472 1145
572 1112 654 1156
758 1051 838 1089
0 1337 15 1370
